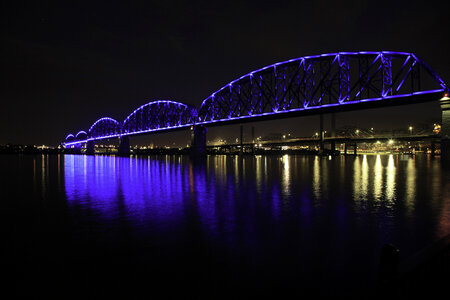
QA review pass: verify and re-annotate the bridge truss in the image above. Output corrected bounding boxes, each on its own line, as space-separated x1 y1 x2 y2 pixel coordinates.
198 51 447 124
64 51 448 146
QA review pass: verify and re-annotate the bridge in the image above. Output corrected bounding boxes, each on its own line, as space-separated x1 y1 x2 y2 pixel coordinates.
63 51 450 162
207 134 440 155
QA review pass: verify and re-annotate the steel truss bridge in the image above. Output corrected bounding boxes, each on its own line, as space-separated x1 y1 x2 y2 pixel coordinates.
64 51 448 149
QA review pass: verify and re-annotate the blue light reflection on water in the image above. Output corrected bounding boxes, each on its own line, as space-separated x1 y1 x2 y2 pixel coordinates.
62 154 450 295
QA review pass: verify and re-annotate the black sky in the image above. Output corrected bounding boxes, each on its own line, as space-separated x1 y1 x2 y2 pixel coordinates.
1 0 449 146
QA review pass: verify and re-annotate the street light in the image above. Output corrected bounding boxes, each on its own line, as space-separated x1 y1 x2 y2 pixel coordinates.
409 126 413 135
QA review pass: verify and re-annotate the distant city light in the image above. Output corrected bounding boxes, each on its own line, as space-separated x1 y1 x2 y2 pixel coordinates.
433 124 441 134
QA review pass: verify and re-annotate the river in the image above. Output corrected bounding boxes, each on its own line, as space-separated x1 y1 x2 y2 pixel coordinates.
2 154 449 298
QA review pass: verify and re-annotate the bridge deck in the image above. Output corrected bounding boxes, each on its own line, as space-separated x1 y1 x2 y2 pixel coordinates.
207 134 440 148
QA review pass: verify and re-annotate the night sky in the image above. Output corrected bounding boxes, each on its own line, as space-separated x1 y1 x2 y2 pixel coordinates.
1 0 449 146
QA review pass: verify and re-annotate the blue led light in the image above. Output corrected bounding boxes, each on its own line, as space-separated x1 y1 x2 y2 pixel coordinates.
89 117 120 133
63 51 448 146
76 130 87 137
194 89 445 126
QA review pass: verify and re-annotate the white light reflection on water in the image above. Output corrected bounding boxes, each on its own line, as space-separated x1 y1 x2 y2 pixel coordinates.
386 154 397 203
313 156 321 199
405 157 416 214
353 156 361 201
373 155 383 201
361 155 369 199
255 155 262 194
281 154 290 195
353 155 370 204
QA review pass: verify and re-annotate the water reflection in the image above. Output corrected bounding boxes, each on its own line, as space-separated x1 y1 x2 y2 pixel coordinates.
313 156 321 199
63 155 448 227
373 155 383 201
386 154 396 203
60 153 450 291
353 156 361 201
281 154 290 195
405 158 416 212
361 155 369 198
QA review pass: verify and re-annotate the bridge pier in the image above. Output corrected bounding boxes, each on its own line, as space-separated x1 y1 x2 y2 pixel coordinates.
344 143 357 155
331 113 336 137
441 95 450 167
431 142 436 157
191 125 206 157
86 141 95 155
330 141 336 153
330 113 337 153
251 126 255 155
240 125 243 155
73 143 82 154
319 114 324 154
118 136 130 156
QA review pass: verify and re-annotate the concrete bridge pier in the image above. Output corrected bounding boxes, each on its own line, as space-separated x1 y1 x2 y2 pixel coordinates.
118 136 130 156
239 125 243 155
73 143 82 154
251 126 255 155
431 142 436 157
86 141 95 155
330 113 336 153
344 143 357 155
330 141 336 153
441 95 450 167
319 114 324 154
191 125 206 157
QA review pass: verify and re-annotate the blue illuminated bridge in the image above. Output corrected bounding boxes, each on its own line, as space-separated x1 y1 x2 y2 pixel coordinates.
63 51 450 158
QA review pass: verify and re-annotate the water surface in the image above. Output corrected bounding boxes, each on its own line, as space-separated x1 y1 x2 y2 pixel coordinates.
2 154 450 298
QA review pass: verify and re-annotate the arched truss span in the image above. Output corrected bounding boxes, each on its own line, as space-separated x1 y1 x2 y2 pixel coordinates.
75 131 87 140
199 51 448 122
122 100 198 135
88 117 121 139
65 134 75 142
